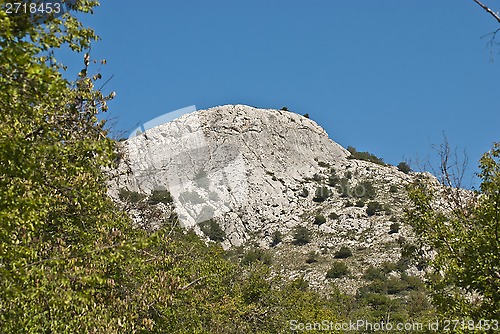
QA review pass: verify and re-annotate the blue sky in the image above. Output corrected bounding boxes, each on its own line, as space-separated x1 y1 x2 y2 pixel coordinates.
62 1 499 188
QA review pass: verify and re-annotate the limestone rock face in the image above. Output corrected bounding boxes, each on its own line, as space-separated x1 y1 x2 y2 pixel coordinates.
111 104 429 293
113 105 348 242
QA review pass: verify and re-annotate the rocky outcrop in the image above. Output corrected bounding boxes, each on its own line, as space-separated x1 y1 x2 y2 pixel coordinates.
111 104 431 293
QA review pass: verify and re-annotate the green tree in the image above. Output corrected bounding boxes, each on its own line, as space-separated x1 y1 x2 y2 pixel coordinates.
397 161 411 174
293 226 311 245
406 142 500 321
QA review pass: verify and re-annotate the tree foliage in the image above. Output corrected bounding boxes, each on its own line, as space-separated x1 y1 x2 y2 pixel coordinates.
0 1 460 331
406 142 500 321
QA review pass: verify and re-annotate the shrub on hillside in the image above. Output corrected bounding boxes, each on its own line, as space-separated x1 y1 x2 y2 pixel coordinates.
397 161 411 174
328 173 340 187
118 188 145 203
354 180 376 199
366 201 382 216
347 146 385 165
199 219 226 242
293 226 311 245
314 214 327 225
242 248 272 265
313 186 330 202
337 178 350 198
326 262 350 279
363 266 386 281
270 230 283 247
389 223 400 234
334 246 352 259
329 212 340 220
148 189 173 205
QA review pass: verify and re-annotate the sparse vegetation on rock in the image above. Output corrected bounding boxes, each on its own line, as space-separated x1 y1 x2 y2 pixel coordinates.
347 146 385 165
397 161 411 174
366 201 383 216
293 226 311 245
314 214 326 225
326 262 350 278
334 246 353 259
199 219 226 241
148 189 173 205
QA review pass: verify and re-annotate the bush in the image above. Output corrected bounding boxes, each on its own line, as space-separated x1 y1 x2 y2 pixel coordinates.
381 261 398 274
389 223 400 234
306 251 318 264
397 161 411 174
328 212 340 220
313 186 330 202
118 188 145 203
354 180 376 199
386 277 408 294
314 214 326 225
293 226 311 245
337 178 350 198
326 262 349 278
148 189 173 205
347 146 385 165
199 219 226 242
242 248 272 265
317 161 330 168
328 171 340 186
281 106 289 111
303 113 309 118
355 200 365 207
366 201 382 216
270 230 282 247
313 173 323 182
363 266 386 281
334 246 352 259
298 188 309 198
389 185 398 193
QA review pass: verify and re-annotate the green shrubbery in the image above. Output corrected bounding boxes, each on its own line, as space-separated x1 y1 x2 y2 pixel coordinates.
363 266 386 281
334 246 352 259
242 248 272 265
328 171 340 186
389 223 400 234
270 230 283 247
313 186 330 202
397 161 411 174
314 214 326 225
199 219 226 241
119 188 146 203
293 226 311 245
326 262 350 278
328 212 340 220
366 201 382 216
148 189 173 205
347 146 385 165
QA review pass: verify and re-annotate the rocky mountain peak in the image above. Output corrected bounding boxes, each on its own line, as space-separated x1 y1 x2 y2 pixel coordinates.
112 104 424 292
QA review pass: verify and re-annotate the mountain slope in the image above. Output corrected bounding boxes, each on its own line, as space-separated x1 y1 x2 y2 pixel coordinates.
112 104 430 292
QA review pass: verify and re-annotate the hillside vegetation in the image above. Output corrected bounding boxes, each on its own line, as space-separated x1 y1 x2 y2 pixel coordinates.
0 2 498 333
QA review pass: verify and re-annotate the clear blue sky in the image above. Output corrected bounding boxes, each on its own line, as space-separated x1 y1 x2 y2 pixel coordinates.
62 1 500 188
